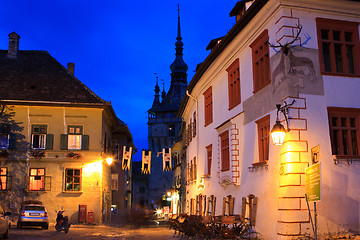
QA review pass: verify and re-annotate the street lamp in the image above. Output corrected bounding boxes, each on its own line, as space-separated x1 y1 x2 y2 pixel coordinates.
270 100 295 145
106 157 114 165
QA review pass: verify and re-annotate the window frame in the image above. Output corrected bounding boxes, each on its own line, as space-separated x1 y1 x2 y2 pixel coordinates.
29 168 45 191
256 115 270 163
316 18 360 77
227 58 241 110
206 144 212 176
67 125 83 150
328 107 360 157
203 86 213 127
64 168 82 191
0 167 7 191
31 125 47 150
250 29 270 93
220 130 230 171
0 134 9 149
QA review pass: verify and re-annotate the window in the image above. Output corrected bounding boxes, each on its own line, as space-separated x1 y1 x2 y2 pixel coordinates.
168 124 175 137
29 168 45 191
139 186 145 193
31 125 47 149
227 58 241 109
0 134 9 149
68 126 82 150
206 144 212 176
60 126 89 150
203 86 213 126
316 18 360 76
111 174 118 191
220 131 230 171
193 112 197 137
328 108 360 156
0 124 10 149
65 168 81 191
0 167 7 190
250 30 270 93
256 115 270 163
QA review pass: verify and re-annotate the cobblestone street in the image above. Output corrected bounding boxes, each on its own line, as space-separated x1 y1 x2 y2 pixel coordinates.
8 222 179 240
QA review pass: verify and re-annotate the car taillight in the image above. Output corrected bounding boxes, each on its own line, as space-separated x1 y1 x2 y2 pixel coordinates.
21 211 25 216
44 212 48 217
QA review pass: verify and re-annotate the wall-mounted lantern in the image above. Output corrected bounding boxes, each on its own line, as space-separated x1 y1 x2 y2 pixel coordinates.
270 100 295 145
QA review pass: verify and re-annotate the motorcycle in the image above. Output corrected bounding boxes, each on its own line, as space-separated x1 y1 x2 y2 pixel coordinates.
55 210 71 233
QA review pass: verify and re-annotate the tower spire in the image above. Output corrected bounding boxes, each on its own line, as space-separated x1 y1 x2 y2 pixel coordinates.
161 81 166 100
170 4 188 77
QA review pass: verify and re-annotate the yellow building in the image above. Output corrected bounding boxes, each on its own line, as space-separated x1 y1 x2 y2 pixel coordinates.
0 32 134 225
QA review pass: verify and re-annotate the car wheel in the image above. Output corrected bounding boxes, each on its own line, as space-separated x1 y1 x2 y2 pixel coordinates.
42 223 49 230
3 228 9 239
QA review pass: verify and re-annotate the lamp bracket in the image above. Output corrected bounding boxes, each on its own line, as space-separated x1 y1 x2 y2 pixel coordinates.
276 100 295 131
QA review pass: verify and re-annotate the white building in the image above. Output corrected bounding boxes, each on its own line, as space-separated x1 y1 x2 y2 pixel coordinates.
179 0 360 238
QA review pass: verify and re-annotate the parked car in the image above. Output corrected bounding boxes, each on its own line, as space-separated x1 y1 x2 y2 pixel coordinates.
0 206 11 239
17 201 48 229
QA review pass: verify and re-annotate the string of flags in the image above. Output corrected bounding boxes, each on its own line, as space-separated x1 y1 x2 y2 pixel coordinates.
121 146 173 174
141 149 151 174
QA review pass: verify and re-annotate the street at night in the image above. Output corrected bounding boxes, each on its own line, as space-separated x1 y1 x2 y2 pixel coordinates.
7 222 177 240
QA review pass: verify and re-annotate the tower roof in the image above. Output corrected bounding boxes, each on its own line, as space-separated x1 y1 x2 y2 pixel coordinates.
170 5 188 74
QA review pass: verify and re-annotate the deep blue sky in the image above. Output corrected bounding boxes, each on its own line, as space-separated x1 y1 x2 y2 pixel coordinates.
0 1 238 161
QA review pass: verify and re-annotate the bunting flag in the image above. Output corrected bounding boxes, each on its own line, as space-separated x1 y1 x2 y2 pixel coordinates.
141 149 151 174
162 148 172 171
122 146 132 170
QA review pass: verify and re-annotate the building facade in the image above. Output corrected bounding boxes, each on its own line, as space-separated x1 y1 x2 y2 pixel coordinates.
0 32 134 225
179 0 360 239
147 9 188 210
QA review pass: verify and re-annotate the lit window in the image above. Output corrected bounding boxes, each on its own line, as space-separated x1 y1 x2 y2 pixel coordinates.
65 168 81 191
68 126 82 150
29 168 45 191
31 125 47 149
316 18 360 76
0 167 7 190
111 174 118 191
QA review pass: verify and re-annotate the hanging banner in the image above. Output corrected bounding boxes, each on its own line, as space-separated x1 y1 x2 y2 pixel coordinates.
162 148 172 171
122 146 132 170
142 149 151 174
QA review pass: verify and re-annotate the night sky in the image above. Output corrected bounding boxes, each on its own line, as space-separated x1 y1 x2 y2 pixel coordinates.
0 1 238 161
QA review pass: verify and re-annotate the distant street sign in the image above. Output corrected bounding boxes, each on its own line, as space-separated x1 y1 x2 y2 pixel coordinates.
305 163 321 202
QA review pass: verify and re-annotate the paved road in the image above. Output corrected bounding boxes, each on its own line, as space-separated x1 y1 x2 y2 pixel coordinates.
6 223 180 240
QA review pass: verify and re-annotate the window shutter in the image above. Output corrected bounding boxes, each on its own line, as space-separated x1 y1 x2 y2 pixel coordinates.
45 134 54 150
81 135 89 150
206 196 211 215
196 195 200 215
60 134 68 150
8 133 16 149
45 176 51 191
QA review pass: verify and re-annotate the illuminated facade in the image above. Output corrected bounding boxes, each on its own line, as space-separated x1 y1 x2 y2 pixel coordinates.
179 0 360 238
0 32 134 224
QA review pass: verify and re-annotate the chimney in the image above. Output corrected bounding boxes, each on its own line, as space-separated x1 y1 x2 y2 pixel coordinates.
67 62 75 74
8 32 20 59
